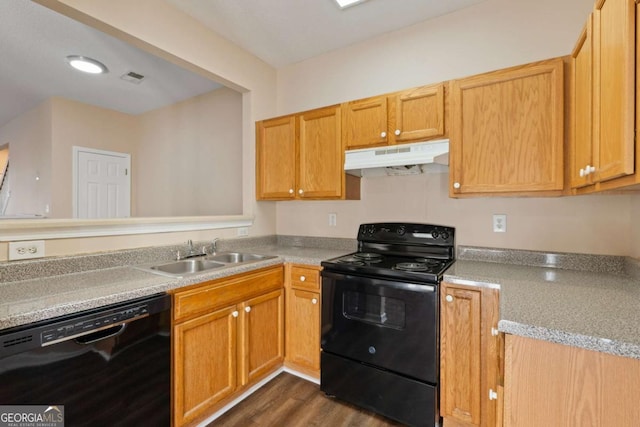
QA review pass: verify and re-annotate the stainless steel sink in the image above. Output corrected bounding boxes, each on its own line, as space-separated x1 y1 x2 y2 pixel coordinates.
207 252 272 263
150 259 226 275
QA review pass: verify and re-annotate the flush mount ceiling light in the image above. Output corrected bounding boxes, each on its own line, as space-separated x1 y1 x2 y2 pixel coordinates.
334 0 370 9
66 55 108 74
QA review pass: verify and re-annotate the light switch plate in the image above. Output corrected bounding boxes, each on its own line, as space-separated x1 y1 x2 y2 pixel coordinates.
9 240 46 260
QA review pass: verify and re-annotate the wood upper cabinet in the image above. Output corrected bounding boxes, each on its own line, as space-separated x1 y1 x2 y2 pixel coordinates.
504 335 640 427
570 16 595 189
172 266 284 427
284 264 321 378
342 82 446 149
440 282 500 427
256 116 296 199
450 58 565 197
256 106 360 201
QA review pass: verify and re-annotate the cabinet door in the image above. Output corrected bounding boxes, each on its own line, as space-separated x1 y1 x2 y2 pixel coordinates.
297 106 344 199
173 305 237 427
441 285 482 425
239 289 284 386
342 95 389 149
389 83 445 144
593 0 635 182
286 289 321 374
570 17 595 189
450 59 564 196
256 116 296 200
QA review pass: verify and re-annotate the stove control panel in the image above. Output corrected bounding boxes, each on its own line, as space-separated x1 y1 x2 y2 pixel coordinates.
358 223 455 246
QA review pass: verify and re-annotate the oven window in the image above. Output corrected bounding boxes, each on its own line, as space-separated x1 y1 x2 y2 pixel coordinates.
343 291 406 329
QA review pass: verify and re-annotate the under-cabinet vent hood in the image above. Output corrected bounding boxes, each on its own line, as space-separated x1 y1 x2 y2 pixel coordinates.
344 140 449 177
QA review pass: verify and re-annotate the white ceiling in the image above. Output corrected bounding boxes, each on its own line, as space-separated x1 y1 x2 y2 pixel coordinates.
166 0 488 67
0 1 221 128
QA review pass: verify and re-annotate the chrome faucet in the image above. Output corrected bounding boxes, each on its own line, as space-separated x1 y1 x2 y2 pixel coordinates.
177 239 207 260
211 238 220 255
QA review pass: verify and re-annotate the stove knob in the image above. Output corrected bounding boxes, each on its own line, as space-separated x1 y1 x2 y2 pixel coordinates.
396 226 406 236
440 231 449 240
432 230 439 239
368 346 376 354
367 225 376 235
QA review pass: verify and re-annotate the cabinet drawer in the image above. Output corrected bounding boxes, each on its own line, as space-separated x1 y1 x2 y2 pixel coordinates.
173 266 284 322
290 266 321 291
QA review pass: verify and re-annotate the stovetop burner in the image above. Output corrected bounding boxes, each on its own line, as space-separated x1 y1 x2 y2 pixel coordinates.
353 252 383 262
336 256 365 266
393 262 430 272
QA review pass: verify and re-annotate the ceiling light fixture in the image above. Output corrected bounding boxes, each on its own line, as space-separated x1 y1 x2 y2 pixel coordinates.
334 0 369 9
66 55 108 74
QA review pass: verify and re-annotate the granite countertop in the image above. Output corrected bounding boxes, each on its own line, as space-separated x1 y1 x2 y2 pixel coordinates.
0 240 351 330
444 257 640 360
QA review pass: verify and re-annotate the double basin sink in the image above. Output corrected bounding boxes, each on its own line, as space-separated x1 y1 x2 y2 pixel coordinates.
137 252 277 278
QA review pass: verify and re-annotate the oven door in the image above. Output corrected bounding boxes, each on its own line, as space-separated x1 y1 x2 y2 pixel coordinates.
321 270 438 383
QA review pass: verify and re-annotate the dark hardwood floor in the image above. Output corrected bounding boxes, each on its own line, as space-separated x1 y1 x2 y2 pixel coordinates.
209 373 404 426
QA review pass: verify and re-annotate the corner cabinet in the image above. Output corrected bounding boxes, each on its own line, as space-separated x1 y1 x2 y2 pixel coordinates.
570 0 637 193
256 106 360 201
284 264 321 378
449 58 565 197
440 281 501 427
341 82 447 149
172 266 284 427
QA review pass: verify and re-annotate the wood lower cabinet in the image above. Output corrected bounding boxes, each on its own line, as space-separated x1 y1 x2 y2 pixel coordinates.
284 264 321 378
440 282 501 427
256 106 360 201
172 266 284 427
504 335 640 427
450 58 565 197
341 82 446 149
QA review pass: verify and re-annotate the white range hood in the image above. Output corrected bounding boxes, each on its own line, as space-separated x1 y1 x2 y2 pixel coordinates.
344 140 449 177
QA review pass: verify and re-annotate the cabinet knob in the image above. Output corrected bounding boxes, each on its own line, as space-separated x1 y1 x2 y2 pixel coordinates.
232 310 239 318
588 165 596 174
245 306 251 313
289 188 294 194
380 131 387 138
445 295 454 302
453 182 461 189
395 129 401 136
300 275 306 282
579 168 585 177
489 389 498 401
584 165 592 175
491 327 499 336
312 298 318 304
298 189 304 195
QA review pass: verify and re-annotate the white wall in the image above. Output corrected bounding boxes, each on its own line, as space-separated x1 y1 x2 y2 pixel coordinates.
274 0 636 256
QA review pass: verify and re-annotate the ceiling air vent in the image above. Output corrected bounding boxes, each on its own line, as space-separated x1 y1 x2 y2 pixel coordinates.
120 71 145 84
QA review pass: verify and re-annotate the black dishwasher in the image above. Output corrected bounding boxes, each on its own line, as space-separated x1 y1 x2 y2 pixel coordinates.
0 293 171 426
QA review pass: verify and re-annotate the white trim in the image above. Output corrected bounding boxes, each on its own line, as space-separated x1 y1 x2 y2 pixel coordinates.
72 146 131 218
0 215 253 241
283 366 321 385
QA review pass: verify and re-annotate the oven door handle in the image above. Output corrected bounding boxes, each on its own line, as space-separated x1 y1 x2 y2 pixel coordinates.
321 271 436 293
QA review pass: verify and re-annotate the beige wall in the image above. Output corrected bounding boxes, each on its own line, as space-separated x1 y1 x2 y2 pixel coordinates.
135 87 242 216
273 0 637 256
50 97 138 218
632 196 640 259
0 100 52 216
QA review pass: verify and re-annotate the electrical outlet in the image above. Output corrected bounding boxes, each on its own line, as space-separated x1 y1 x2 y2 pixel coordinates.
328 213 337 227
493 214 507 233
237 227 249 237
9 240 46 260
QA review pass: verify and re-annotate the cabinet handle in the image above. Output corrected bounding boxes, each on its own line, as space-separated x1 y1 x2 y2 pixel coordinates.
312 298 318 304
232 310 239 318
300 275 306 282
491 327 499 336
445 295 454 302
289 188 294 194
380 131 387 138
489 389 498 401
298 189 304 195
453 182 461 189
395 129 401 136
245 306 251 313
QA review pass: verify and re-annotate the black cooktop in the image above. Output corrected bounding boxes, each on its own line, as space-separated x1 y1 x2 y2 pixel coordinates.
321 223 456 284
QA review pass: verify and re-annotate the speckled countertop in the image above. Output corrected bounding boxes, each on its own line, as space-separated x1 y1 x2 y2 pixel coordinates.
445 247 640 360
0 236 352 330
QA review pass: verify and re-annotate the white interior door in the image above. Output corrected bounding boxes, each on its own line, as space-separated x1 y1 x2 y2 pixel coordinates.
73 147 131 218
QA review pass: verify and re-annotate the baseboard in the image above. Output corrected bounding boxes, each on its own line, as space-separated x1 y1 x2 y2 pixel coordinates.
283 366 320 385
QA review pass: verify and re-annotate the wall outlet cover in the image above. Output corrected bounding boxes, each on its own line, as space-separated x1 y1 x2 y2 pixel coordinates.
9 240 46 260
